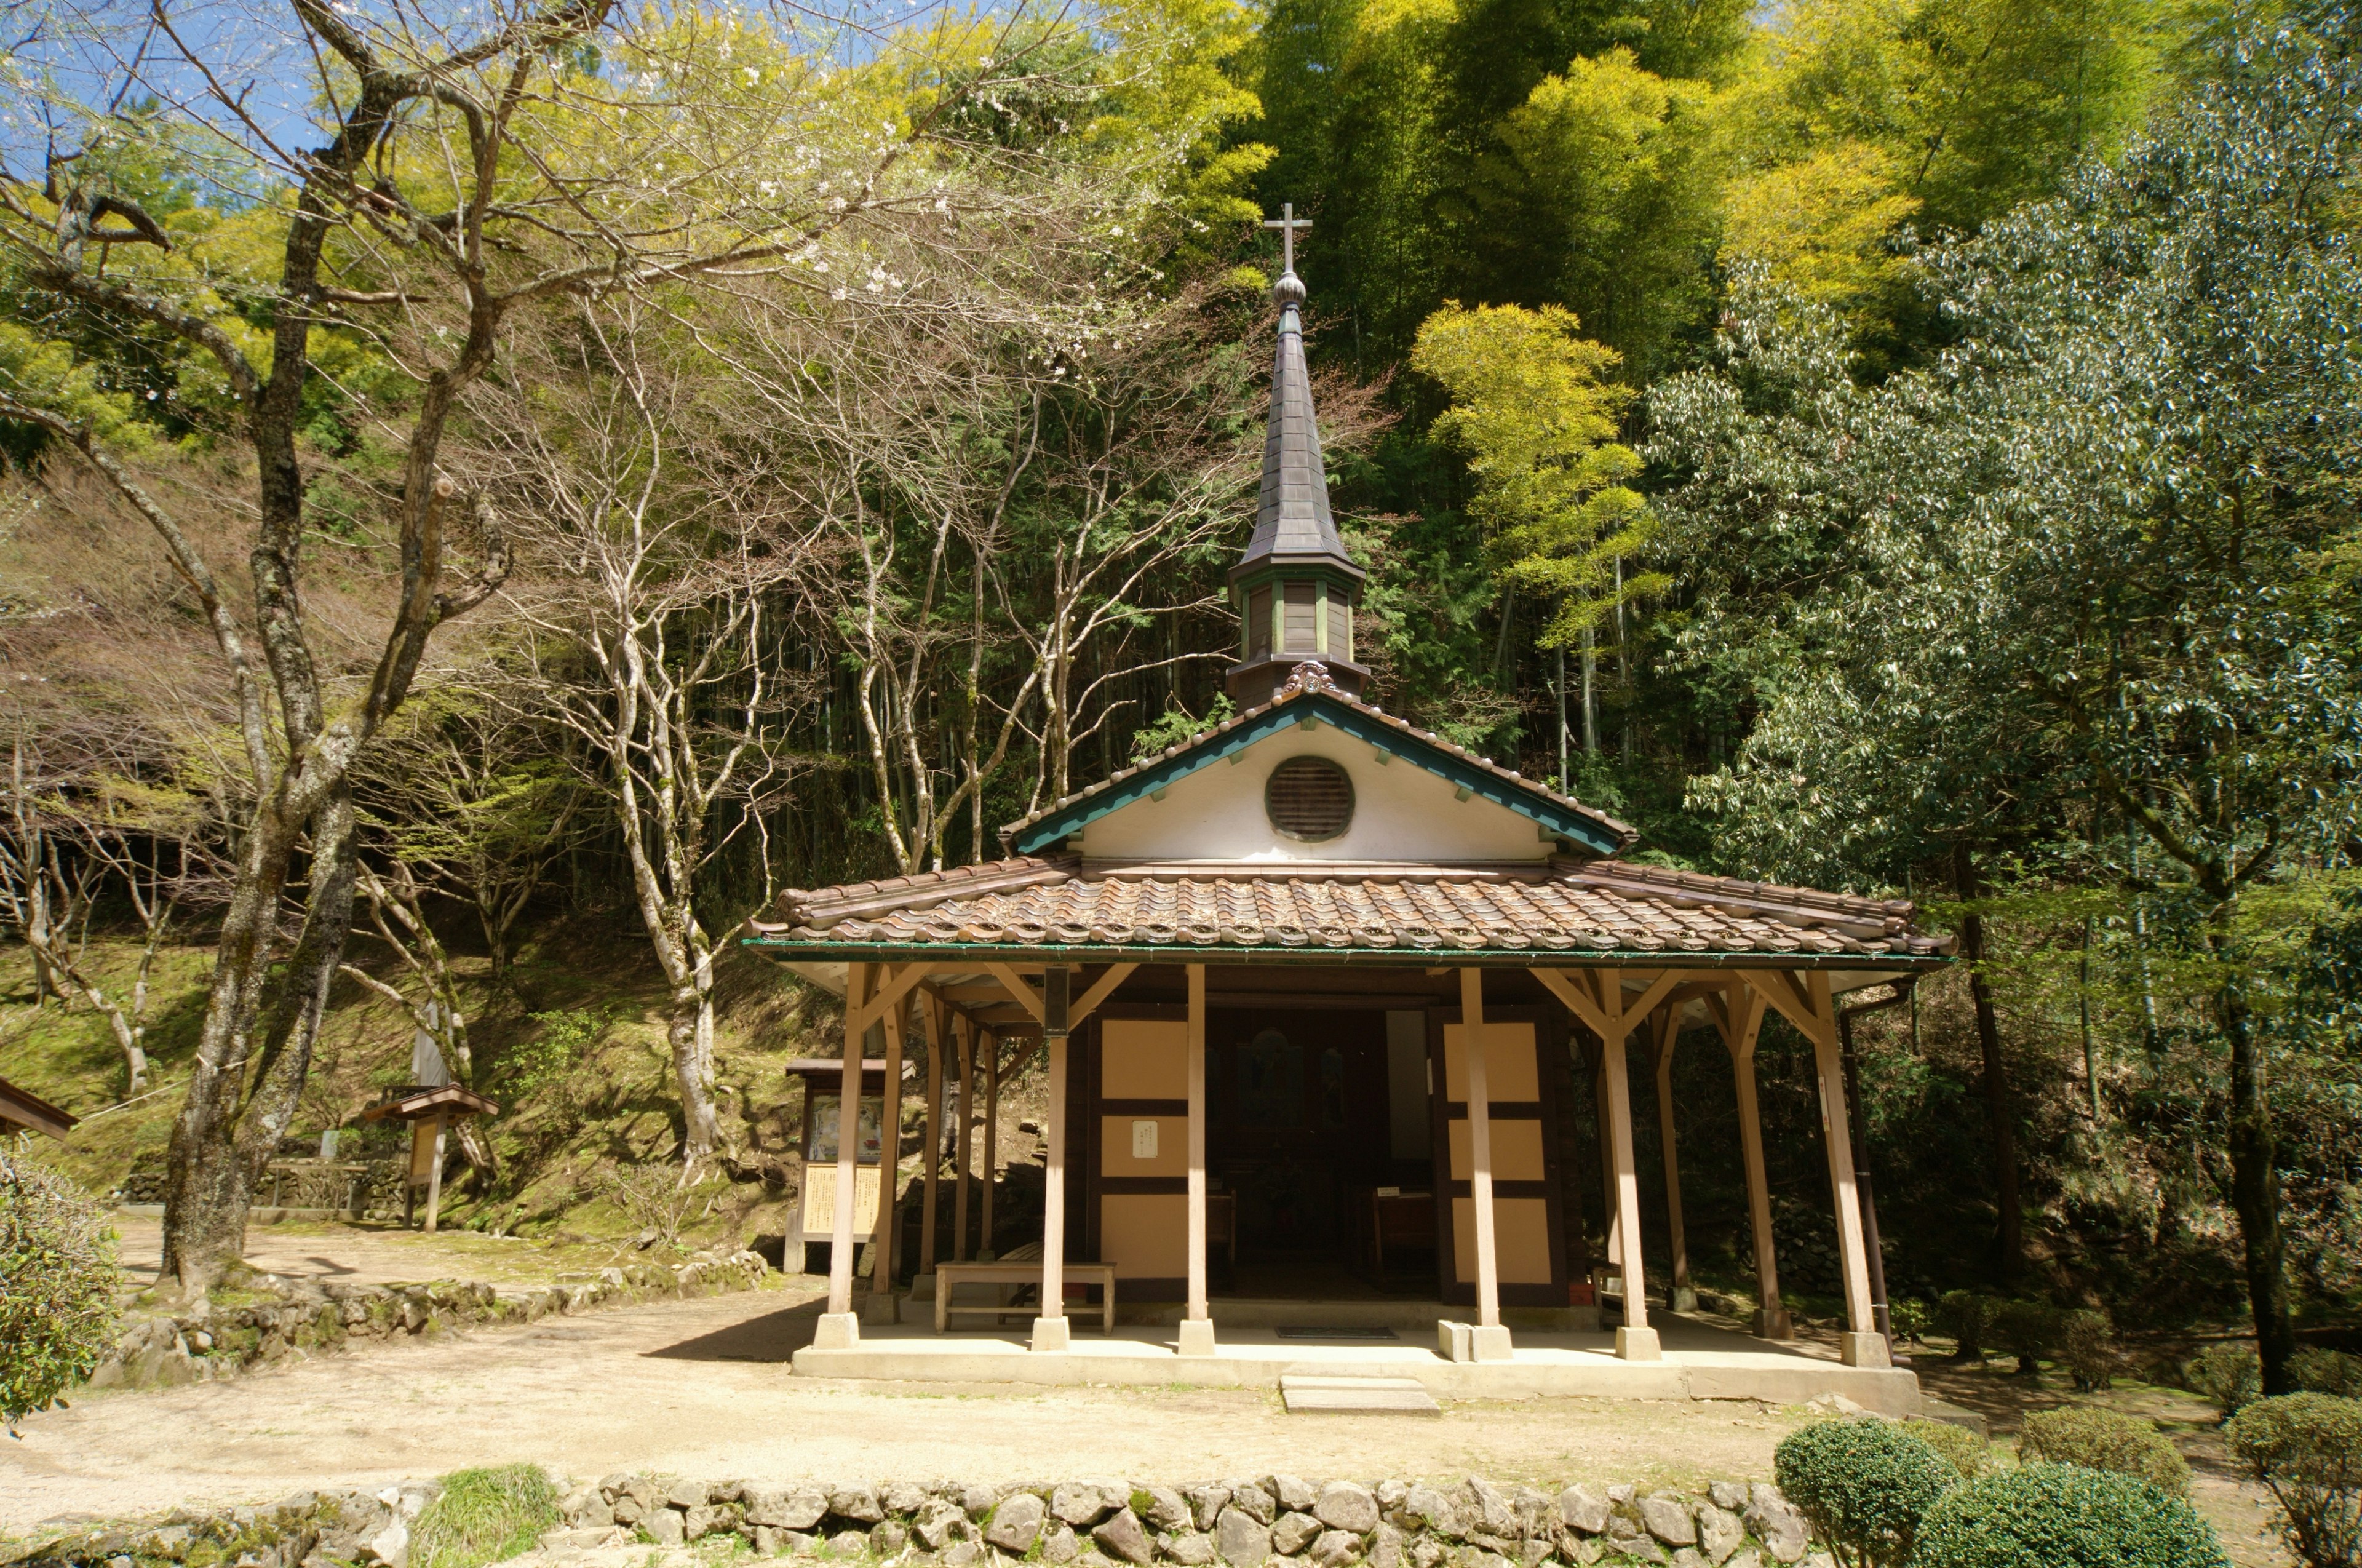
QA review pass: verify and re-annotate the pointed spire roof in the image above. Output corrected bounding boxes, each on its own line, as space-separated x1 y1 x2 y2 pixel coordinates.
1235 215 1362 584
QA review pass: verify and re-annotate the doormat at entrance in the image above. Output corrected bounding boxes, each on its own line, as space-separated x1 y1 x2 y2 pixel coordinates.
1274 1326 1400 1340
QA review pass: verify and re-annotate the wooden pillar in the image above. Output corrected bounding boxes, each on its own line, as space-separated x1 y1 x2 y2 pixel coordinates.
825 962 870 1321
953 1019 974 1263
1182 963 1213 1354
980 1032 1000 1260
1600 992 1648 1337
1652 1006 1693 1311
919 995 944 1279
1802 973 1880 1357
1718 985 1786 1338
868 992 909 1313
1033 969 1071 1350
1596 1051 1621 1279
1460 968 1502 1331
422 1112 448 1235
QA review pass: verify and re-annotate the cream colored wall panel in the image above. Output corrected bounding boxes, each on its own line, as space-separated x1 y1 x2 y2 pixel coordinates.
1450 1196 1553 1284
1442 1021 1540 1101
1100 1193 1189 1278
1100 1115 1189 1177
1445 1118 1546 1182
1102 1019 1188 1099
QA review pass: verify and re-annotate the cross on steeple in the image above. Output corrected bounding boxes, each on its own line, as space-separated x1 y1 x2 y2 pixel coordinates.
1262 202 1312 277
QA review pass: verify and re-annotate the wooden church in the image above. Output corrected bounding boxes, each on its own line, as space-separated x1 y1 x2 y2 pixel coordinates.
747 214 1951 1388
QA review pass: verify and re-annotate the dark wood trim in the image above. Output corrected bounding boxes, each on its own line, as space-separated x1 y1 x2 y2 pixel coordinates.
1098 1177 1190 1195
1441 1100 1543 1120
1099 1098 1188 1117
1076 1015 1097 1266
1442 1179 1555 1200
1203 992 1447 1011
1121 1275 1188 1302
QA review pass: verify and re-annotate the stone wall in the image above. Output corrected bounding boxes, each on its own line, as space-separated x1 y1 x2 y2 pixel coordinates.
83 1251 773 1391
10 1473 1826 1568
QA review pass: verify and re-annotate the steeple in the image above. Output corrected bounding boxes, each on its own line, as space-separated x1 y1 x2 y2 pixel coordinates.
1227 204 1369 708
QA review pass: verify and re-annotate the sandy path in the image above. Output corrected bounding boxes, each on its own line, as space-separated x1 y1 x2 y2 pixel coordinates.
6 1285 1809 1532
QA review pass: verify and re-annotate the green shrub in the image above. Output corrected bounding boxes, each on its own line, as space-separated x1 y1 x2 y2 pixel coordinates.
0 1142 122 1433
1772 1417 1960 1568
1992 1299 2062 1378
2061 1308 2118 1391
1912 1463 2229 1568
2293 1349 2362 1400
1888 1299 1930 1344
1936 1291 1999 1362
1907 1418 1992 1479
2186 1342 2264 1417
2225 1393 2362 1568
410 1465 562 1568
2018 1407 2190 1496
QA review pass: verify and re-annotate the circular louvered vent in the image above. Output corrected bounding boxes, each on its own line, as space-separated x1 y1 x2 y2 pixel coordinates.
1265 756 1355 842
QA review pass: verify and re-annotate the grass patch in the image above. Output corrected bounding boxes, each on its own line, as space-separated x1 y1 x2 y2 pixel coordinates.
412 1465 563 1568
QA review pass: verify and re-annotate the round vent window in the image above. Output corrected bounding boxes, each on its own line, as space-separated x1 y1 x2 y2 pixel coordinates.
1265 756 1355 842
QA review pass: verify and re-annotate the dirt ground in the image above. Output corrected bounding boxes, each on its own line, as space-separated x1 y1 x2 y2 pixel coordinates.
7 1220 2291 1568
108 1214 651 1292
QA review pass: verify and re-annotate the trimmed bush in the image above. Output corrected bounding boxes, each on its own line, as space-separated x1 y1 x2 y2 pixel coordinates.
1992 1299 2062 1378
2186 1342 2264 1417
2061 1308 2118 1391
1936 1291 1998 1362
2018 1407 2189 1496
1888 1298 1930 1345
2294 1349 2362 1400
0 1144 121 1433
1912 1463 2230 1568
410 1465 562 1568
2225 1393 2362 1568
1906 1418 1992 1479
1772 1417 1959 1568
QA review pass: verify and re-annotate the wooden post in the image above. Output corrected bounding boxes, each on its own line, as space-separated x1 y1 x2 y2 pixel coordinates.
1459 968 1502 1332
980 1031 1000 1260
1182 963 1212 1354
1596 1051 1620 1280
869 990 909 1314
1653 1006 1693 1311
423 1112 448 1235
920 994 944 1279
953 1019 974 1264
1033 969 1071 1350
1716 985 1786 1338
826 961 869 1319
1599 987 1648 1340
1805 974 1880 1359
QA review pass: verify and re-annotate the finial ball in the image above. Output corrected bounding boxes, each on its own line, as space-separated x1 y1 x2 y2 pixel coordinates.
1272 269 1306 307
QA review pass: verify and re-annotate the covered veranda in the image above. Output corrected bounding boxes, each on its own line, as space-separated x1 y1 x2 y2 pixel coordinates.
744 928 1941 1405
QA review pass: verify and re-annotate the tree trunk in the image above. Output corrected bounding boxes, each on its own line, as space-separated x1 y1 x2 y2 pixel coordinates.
2217 931 2295 1392
1952 844 2023 1282
668 959 723 1159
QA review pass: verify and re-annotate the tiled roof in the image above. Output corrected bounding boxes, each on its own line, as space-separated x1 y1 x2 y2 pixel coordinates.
749 859 1953 960
1000 661 1639 855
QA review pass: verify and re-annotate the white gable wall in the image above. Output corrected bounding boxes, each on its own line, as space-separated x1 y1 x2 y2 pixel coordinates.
1076 720 1553 863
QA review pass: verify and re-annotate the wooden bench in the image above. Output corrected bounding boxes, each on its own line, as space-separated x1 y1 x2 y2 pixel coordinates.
935 1243 1116 1334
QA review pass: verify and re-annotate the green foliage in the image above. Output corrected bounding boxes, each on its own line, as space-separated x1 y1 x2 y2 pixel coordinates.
1771 1416 1959 1568
504 1010 609 1106
2187 1343 2264 1417
1992 1299 2062 1378
2294 1350 2362 1400
1935 1291 1998 1361
0 1140 122 1431
2061 1309 2119 1391
1906 1419 1992 1481
1130 695 1236 760
1887 1297 1928 1343
410 1465 563 1568
1912 1464 2230 1568
2019 1408 2190 1497
2226 1394 2362 1568
1409 302 1665 648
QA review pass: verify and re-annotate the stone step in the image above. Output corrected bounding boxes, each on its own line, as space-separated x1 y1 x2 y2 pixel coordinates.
1279 1375 1442 1415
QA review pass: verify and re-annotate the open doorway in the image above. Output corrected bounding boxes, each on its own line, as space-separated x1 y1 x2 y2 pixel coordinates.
1201 1006 1439 1299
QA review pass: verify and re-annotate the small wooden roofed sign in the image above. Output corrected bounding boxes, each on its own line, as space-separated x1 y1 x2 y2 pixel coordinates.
0 1075 77 1141
360 1084 498 1235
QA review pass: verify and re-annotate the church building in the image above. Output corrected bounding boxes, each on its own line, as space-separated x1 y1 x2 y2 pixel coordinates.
746 214 1952 1406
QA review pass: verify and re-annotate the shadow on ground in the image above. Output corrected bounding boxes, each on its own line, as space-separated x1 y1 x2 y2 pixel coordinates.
648 1297 825 1363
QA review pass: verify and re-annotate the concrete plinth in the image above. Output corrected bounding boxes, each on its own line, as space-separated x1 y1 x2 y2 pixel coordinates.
1437 1321 1471 1362
1469 1324 1514 1363
1030 1315 1072 1353
1177 1318 1217 1356
1754 1307 1794 1340
1670 1287 1698 1313
1839 1331 1891 1369
863 1292 899 1326
1615 1326 1663 1362
812 1311 861 1350
910 1272 937 1302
